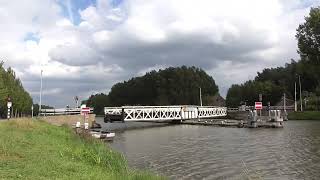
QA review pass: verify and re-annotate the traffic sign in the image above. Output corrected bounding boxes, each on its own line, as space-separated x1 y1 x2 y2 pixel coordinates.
7 102 12 108
81 107 90 115
255 102 262 110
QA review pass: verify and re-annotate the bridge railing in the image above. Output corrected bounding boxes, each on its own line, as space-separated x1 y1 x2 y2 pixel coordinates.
228 105 295 112
105 105 227 121
40 108 94 116
198 106 227 118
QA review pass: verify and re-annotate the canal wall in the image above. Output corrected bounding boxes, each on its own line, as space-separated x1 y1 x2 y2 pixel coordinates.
41 114 96 127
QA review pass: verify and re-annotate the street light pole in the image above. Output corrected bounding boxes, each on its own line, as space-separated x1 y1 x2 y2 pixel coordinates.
39 69 43 115
299 75 303 111
31 105 34 118
294 82 297 112
283 93 286 111
199 87 202 106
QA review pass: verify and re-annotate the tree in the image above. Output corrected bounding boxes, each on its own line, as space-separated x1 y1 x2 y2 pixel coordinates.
296 7 320 63
85 93 109 115
84 66 220 109
107 66 219 106
296 7 320 89
226 7 320 108
0 63 33 118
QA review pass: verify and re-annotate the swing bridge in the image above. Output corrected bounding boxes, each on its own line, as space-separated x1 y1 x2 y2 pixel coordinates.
104 105 227 122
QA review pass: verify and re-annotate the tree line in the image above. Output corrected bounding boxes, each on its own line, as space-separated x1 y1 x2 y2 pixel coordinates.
226 7 320 110
0 62 33 118
84 66 219 115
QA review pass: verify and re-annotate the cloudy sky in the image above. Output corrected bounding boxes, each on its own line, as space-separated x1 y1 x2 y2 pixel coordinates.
1 0 319 107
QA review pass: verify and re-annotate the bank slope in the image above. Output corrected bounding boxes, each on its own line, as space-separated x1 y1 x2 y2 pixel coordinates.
288 111 320 120
0 119 164 180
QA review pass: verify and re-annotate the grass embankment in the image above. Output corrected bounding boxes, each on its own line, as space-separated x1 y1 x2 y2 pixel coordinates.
0 119 165 180
288 111 320 120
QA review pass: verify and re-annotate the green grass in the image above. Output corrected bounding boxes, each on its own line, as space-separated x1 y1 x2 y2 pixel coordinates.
0 119 165 180
288 111 320 120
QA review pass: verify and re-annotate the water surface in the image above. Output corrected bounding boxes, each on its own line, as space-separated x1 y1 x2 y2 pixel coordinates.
99 119 320 179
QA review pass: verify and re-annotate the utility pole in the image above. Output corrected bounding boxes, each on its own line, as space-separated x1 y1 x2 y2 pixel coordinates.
283 93 287 119
31 105 34 118
299 75 303 111
199 87 202 106
283 93 286 111
304 98 307 109
294 82 297 112
39 69 43 116
74 96 79 108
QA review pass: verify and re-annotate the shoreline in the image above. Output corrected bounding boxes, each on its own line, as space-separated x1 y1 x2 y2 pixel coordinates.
288 111 320 120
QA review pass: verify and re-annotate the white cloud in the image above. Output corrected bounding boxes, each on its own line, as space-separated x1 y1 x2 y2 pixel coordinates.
1 0 319 107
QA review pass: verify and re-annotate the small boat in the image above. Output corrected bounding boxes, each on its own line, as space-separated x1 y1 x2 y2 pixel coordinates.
90 130 115 141
101 131 115 141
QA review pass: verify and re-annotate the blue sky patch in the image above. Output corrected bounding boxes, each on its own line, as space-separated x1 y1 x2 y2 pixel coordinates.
24 32 40 43
57 0 125 25
111 0 123 7
57 0 96 25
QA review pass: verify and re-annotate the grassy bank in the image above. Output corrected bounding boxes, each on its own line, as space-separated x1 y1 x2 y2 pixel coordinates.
288 111 320 120
0 119 165 179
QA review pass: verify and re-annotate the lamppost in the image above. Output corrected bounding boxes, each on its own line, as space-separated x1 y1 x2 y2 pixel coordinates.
31 105 34 118
298 75 303 111
199 87 202 106
294 81 297 111
294 74 303 111
39 69 43 116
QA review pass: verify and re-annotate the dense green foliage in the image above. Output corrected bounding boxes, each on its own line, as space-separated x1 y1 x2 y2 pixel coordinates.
0 62 33 117
108 66 218 106
226 7 320 108
226 80 284 107
85 93 109 115
85 66 219 113
0 119 165 179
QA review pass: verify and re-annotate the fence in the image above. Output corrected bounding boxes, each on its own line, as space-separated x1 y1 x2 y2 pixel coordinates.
40 108 94 116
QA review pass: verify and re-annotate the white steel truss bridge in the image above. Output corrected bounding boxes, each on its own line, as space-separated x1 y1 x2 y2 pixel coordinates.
104 105 227 122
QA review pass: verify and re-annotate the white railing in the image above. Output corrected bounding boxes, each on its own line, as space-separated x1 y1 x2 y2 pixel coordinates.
105 105 227 121
228 105 295 112
198 106 227 118
40 108 94 116
104 107 122 115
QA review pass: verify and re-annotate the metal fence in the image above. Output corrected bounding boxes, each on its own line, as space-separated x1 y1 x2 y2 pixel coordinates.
227 106 295 112
40 108 94 116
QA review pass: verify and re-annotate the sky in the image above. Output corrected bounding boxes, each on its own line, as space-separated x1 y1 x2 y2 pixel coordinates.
1 0 319 107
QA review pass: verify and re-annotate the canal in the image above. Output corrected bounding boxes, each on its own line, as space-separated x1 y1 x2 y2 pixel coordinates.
97 118 320 179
